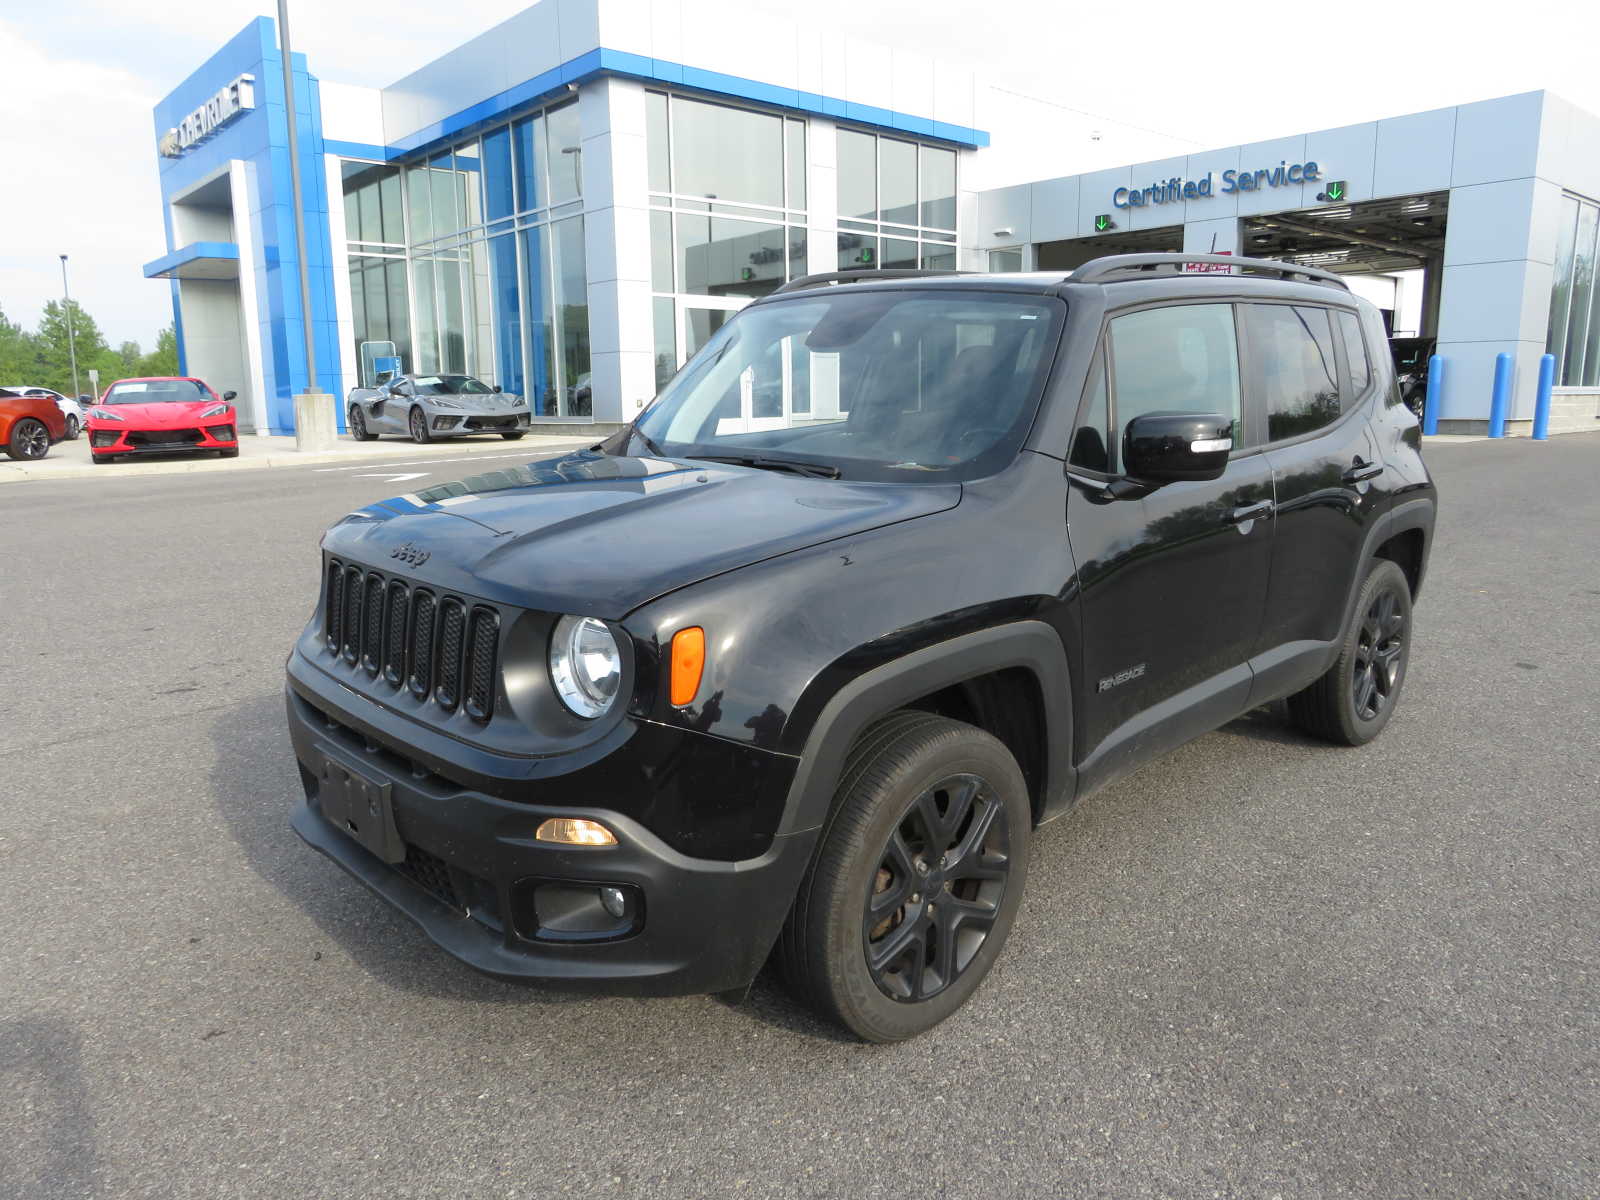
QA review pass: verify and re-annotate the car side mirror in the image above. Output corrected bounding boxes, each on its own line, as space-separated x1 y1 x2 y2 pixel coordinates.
493 384 502 393
1123 412 1233 483
222 390 237 401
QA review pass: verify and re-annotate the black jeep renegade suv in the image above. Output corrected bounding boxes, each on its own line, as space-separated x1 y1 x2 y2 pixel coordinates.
286 254 1436 1042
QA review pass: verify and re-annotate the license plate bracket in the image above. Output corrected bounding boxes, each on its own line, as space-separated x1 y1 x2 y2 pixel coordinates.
315 748 405 864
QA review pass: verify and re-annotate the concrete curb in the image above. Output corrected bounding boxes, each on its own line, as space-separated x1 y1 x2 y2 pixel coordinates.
0 435 594 485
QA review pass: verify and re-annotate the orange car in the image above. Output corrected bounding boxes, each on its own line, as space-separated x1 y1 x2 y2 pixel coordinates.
0 387 68 461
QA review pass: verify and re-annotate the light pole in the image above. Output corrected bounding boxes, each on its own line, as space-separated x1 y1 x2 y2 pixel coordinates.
58 254 81 399
278 0 319 398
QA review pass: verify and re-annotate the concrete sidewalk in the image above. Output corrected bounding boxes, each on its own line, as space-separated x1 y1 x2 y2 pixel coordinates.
0 430 595 484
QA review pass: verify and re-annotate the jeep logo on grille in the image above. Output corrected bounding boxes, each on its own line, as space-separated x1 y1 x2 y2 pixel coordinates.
390 542 429 566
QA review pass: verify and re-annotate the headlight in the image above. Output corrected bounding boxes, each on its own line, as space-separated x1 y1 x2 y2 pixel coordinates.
429 398 462 410
508 395 527 408
200 403 229 418
548 615 622 719
91 409 123 421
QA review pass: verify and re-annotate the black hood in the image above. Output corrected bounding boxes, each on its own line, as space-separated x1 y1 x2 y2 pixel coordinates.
323 451 961 618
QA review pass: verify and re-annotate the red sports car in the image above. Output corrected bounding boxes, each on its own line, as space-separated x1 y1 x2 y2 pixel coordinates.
88 377 240 464
0 387 69 460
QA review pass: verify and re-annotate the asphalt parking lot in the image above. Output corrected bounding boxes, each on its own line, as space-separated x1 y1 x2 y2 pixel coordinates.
3 435 1597 1198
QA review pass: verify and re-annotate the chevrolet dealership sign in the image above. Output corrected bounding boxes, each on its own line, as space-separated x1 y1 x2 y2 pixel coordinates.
159 75 256 158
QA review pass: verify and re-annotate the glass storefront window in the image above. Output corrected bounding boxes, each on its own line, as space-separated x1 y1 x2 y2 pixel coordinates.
882 236 918 270
838 130 876 221
512 114 542 213
677 215 786 298
786 118 807 212
669 95 784 208
552 216 591 416
653 297 677 392
519 224 554 415
407 165 434 244
988 248 1023 272
920 146 957 231
647 92 670 194
546 101 583 207
1546 192 1600 387
481 129 514 225
837 232 877 273
880 138 917 226
488 234 522 397
651 210 673 293
429 152 457 240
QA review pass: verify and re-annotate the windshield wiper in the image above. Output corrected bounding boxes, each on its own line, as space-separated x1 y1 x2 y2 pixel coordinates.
694 454 841 480
630 427 667 457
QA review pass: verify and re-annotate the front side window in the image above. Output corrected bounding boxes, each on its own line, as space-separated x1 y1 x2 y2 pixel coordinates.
633 290 1062 483
1107 303 1241 471
1244 304 1342 441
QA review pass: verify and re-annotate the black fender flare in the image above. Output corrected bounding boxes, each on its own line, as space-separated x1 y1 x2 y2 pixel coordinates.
775 620 1075 839
1336 495 1435 641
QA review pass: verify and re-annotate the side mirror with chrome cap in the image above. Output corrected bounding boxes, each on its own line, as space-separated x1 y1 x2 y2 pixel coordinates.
1123 412 1233 483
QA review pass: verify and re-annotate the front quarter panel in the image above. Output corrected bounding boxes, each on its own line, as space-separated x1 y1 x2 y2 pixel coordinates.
621 453 1082 828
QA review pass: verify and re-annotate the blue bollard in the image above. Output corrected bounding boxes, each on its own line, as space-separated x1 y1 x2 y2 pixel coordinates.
1532 353 1556 440
1488 351 1513 438
1423 354 1443 435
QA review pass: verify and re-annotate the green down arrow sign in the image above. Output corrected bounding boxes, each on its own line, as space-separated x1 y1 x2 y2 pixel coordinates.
1323 180 1347 202
1094 214 1114 232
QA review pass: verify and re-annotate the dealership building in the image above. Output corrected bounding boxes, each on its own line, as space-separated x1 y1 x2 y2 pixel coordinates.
147 1 1600 437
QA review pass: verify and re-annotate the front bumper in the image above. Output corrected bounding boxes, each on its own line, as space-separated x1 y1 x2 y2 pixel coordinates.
284 678 816 996
90 422 237 455
429 410 530 435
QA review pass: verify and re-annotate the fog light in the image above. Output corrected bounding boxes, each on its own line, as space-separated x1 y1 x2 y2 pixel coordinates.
599 886 628 918
535 817 617 846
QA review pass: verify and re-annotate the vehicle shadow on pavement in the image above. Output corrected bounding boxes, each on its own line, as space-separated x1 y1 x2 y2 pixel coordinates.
208 692 588 1008
1218 701 1329 748
0 1017 100 1199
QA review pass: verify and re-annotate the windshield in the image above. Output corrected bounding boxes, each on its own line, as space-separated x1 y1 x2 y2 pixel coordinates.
632 289 1063 482
103 380 208 404
412 375 494 395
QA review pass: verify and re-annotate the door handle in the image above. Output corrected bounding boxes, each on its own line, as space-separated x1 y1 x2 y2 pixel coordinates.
1343 460 1384 484
1227 500 1274 525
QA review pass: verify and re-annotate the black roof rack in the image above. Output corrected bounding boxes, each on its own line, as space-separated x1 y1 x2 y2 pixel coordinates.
773 268 970 295
1070 253 1351 290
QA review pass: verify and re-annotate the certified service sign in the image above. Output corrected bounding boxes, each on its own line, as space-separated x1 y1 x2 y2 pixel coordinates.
158 74 256 158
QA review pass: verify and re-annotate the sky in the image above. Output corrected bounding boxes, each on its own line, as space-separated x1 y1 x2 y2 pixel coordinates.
4 0 1600 351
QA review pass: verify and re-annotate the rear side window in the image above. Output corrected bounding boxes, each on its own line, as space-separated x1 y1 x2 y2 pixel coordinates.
1107 303 1241 471
1337 310 1370 396
1244 304 1342 441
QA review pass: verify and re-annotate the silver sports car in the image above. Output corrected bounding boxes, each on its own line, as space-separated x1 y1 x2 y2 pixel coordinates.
346 373 531 443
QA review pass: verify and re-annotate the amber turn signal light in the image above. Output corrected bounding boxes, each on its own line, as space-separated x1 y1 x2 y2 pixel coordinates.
535 817 618 846
669 626 705 707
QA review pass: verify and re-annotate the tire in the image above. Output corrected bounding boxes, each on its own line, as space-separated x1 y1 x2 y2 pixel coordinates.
349 406 376 441
65 414 81 440
6 417 50 461
408 406 432 444
1288 558 1413 746
92 454 116 465
219 447 239 459
778 711 1031 1042
500 431 525 440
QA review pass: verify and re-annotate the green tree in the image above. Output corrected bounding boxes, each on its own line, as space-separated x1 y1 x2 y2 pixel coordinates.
0 305 33 384
117 340 141 373
136 326 179 378
29 299 110 396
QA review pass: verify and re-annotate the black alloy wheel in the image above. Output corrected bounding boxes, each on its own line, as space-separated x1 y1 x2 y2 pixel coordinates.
779 711 1031 1042
349 406 375 441
8 418 49 460
408 406 431 444
1353 589 1405 721
1287 558 1413 745
864 773 1011 1003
